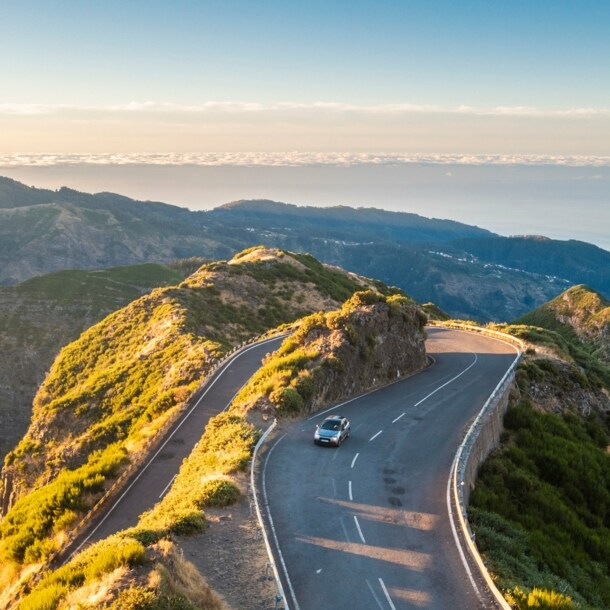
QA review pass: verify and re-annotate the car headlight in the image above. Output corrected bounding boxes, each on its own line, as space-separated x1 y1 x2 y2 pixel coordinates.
314 431 320 439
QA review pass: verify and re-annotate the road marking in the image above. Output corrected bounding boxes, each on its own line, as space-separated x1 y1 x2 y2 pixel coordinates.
369 430 383 441
365 579 386 610
353 515 366 543
446 448 481 602
66 336 283 561
392 412 405 423
348 480 353 501
412 352 478 408
316 569 322 574
158 474 177 498
378 578 397 610
350 452 360 469
263 435 302 610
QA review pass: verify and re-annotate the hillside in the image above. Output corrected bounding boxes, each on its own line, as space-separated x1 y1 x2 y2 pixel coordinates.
0 177 235 285
12 289 427 610
209 198 492 243
453 235 610 298
1 176 608 321
516 285 610 363
468 314 610 609
0 248 392 575
0 263 200 461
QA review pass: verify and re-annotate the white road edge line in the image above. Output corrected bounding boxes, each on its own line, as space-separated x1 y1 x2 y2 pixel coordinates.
369 430 383 441
350 452 360 469
348 480 353 501
446 444 482 601
378 578 397 610
353 515 366 543
392 412 405 423
158 474 177 499
262 435 301 610
67 335 283 560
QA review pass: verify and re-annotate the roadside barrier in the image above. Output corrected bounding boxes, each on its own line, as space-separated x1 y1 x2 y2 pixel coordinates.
431 321 524 610
2 330 288 609
250 419 288 610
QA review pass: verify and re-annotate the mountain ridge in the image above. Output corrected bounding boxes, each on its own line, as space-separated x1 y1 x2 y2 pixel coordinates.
1 176 608 322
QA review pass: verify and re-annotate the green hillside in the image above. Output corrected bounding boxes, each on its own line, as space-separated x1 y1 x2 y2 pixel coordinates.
468 303 610 609
516 285 610 363
0 262 196 460
0 248 386 585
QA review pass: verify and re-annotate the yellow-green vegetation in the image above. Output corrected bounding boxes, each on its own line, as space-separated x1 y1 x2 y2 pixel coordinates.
516 285 610 364
13 411 254 609
0 262 195 461
0 445 126 563
0 247 378 579
491 323 610 390
506 587 575 609
17 535 225 610
136 413 257 537
230 290 425 416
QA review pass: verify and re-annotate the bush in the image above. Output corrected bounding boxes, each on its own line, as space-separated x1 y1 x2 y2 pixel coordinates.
506 587 575 609
195 478 240 507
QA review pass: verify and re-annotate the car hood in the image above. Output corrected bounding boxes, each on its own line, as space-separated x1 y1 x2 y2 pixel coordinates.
317 428 340 438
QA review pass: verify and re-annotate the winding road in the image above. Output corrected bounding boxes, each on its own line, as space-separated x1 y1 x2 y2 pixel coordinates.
258 327 517 610
64 335 285 559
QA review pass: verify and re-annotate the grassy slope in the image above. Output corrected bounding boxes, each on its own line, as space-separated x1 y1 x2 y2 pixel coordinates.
0 248 381 600
466 317 610 609
18 289 426 610
516 285 610 362
0 263 190 461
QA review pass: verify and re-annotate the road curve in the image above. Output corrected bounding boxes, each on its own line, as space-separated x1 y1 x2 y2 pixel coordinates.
258 327 517 610
65 335 285 559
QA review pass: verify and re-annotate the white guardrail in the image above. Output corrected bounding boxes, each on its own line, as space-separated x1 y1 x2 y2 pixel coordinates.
250 419 289 610
431 321 524 610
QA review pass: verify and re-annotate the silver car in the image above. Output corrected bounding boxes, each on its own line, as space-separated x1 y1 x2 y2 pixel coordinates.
314 415 350 446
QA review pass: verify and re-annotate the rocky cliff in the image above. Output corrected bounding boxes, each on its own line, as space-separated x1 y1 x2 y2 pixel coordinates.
231 290 427 418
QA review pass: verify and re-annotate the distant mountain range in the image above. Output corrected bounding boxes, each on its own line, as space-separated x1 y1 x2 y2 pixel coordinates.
1 176 609 321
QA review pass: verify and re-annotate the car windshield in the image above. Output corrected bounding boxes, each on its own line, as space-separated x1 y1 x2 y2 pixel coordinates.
321 420 341 431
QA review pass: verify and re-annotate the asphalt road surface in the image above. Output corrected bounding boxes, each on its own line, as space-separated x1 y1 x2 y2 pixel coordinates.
259 327 518 610
66 335 285 558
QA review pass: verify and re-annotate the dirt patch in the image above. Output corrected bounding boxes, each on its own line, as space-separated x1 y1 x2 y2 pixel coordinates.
177 472 278 610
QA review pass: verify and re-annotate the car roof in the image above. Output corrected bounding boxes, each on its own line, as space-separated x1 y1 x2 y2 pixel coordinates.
324 415 346 421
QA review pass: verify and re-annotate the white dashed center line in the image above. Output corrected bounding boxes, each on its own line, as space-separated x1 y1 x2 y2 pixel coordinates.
348 480 353 501
354 515 366 543
369 430 383 441
392 412 405 423
351 452 360 469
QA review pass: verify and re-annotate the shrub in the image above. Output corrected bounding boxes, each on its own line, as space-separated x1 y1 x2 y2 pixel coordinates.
195 478 240 507
506 587 575 609
270 386 304 412
19 583 68 610
109 588 157 610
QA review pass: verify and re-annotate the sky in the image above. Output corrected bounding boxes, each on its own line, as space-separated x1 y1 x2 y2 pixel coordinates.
1 1 609 248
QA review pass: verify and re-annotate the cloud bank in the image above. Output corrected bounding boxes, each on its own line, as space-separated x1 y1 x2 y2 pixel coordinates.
1 152 609 168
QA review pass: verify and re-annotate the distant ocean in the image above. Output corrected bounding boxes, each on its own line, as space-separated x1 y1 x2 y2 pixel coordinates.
2 159 609 252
